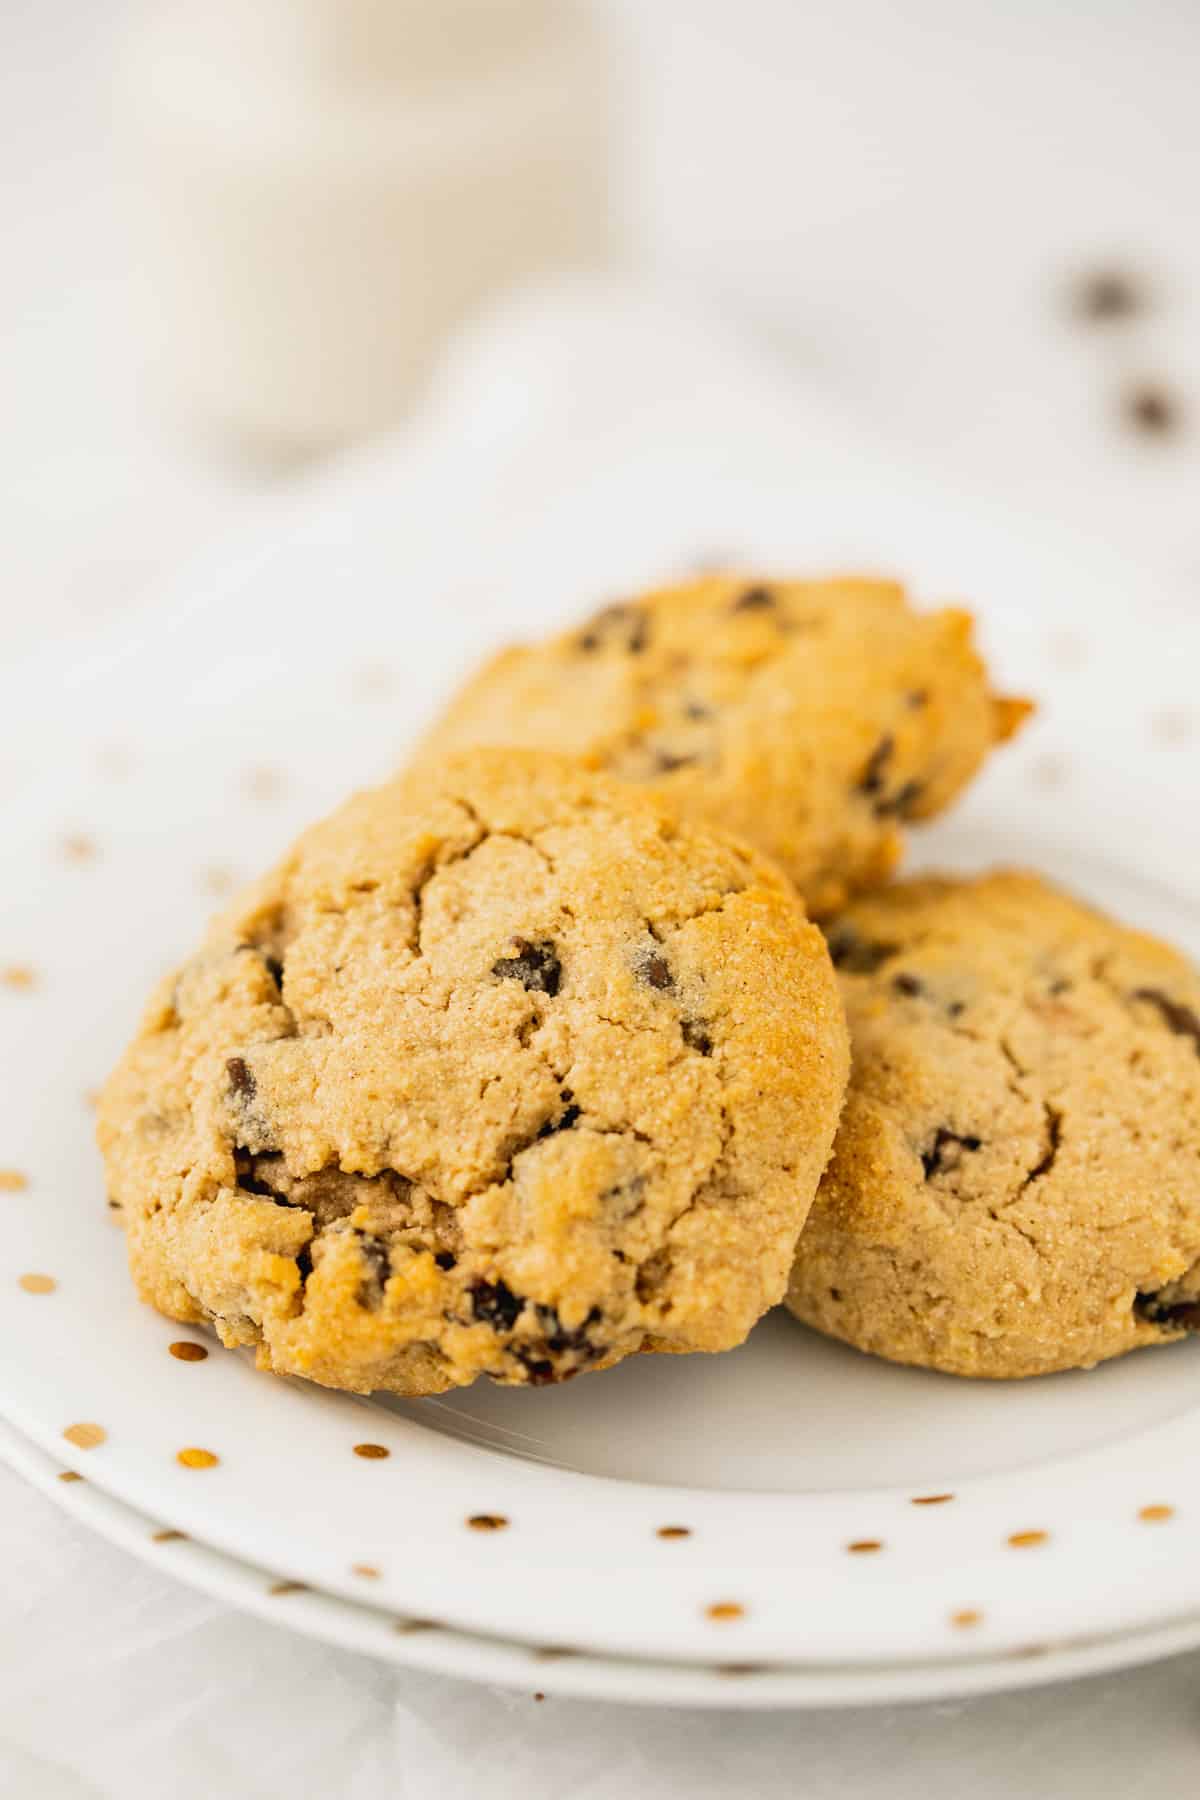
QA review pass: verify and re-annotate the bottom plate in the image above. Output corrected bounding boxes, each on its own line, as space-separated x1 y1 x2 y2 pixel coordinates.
4 1414 1199 1711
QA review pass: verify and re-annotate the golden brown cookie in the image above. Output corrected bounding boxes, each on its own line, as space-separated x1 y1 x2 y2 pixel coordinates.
99 750 849 1396
416 576 1030 915
786 871 1200 1377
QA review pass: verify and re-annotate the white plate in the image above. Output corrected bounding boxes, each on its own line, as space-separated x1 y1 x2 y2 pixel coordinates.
6 1410 1200 1711
2 291 1199 1694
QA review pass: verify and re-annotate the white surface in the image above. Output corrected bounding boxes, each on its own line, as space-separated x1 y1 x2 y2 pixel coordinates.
4 0 1200 1793
3 306 1200 1691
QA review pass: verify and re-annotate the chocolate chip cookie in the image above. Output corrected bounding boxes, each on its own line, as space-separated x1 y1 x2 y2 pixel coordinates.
786 872 1200 1377
416 576 1030 916
99 751 849 1396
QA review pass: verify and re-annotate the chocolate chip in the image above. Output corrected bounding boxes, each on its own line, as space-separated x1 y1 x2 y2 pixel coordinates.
357 1234 391 1307
730 585 775 613
536 1303 601 1354
470 1279 523 1333
516 1355 558 1385
827 926 899 975
857 735 893 797
875 779 924 820
653 750 700 774
683 700 712 721
681 1018 713 1055
577 604 650 655
604 1174 646 1218
637 951 674 991
434 1251 456 1271
907 689 930 710
1124 383 1181 437
921 1129 983 1179
1134 1291 1200 1332
635 1249 671 1303
492 939 562 997
1074 270 1142 323
234 1150 287 1199
537 1091 581 1138
225 1057 256 1100
1134 987 1200 1055
892 973 924 997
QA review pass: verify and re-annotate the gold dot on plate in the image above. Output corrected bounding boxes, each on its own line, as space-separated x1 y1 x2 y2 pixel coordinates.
242 765 285 805
533 1691 546 1703
353 1442 390 1460
268 1580 307 1596
656 1524 692 1539
58 1470 84 1484
19 1273 56 1295
705 1602 745 1622
1151 709 1193 747
951 1608 983 1630
2 965 37 991
1031 752 1069 791
846 1539 884 1555
63 1423 106 1450
169 1341 208 1363
198 863 238 897
176 1447 219 1469
0 1169 29 1192
912 1493 955 1507
350 665 397 701
1047 631 1088 672
95 745 134 779
1139 1504 1175 1523
467 1513 508 1532
716 1663 765 1677
1007 1529 1049 1549
533 1645 576 1661
352 1563 381 1579
60 834 97 864
152 1529 188 1543
394 1618 437 1635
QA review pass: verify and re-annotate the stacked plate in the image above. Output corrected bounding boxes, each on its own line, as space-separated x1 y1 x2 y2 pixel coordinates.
2 298 1198 1706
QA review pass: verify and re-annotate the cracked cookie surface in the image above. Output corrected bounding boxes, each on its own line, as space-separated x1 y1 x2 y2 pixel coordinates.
416 576 1030 916
98 750 849 1396
786 871 1200 1377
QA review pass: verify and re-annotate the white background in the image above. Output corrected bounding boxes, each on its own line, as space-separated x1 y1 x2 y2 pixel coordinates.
3 1 1200 1793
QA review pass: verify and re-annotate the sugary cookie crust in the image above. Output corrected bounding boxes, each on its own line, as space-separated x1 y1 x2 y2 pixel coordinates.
99 751 849 1396
417 576 1030 916
786 871 1200 1377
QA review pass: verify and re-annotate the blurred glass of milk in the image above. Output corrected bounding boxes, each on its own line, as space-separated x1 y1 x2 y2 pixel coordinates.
119 0 616 453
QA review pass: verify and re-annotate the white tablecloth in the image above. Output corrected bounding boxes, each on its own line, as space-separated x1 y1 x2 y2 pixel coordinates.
4 3 1200 1794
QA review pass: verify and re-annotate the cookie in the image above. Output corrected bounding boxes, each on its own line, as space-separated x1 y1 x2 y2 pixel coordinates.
99 750 849 1396
785 871 1200 1378
416 576 1030 915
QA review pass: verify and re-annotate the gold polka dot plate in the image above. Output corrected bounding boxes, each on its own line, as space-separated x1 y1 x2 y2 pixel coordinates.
1 357 1199 1704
